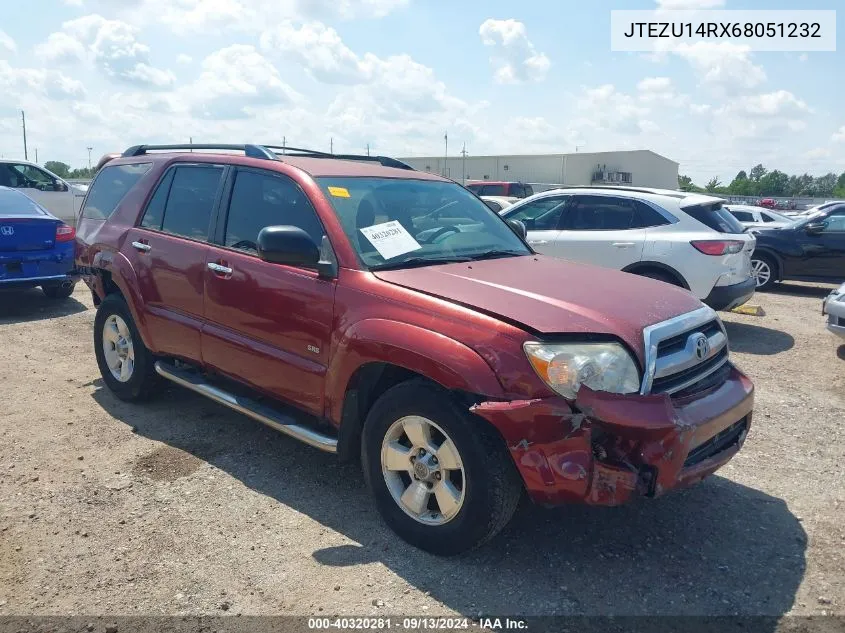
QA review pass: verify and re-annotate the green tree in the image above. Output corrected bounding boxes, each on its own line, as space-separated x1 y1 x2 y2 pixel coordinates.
733 170 748 181
759 170 789 196
705 176 722 192
749 164 767 183
44 161 71 178
812 173 837 197
68 167 95 179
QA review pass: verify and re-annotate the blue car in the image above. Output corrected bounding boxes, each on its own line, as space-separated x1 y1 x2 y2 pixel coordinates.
0 186 78 299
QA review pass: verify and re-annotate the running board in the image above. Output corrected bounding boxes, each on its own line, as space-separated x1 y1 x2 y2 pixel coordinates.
154 361 338 453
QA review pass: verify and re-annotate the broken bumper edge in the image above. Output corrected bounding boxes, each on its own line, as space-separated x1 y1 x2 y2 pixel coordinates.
471 366 754 507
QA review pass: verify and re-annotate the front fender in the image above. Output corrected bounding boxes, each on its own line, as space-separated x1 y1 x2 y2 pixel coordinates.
93 249 153 350
325 319 506 423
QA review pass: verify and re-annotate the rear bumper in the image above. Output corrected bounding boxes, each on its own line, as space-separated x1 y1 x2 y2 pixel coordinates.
471 365 754 506
1 246 77 289
0 273 78 290
703 276 756 311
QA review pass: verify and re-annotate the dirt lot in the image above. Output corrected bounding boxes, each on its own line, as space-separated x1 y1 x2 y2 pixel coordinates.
0 283 843 618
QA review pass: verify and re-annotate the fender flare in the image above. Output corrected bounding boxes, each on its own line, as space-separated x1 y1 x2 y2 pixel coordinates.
325 319 506 425
92 249 154 349
621 261 690 290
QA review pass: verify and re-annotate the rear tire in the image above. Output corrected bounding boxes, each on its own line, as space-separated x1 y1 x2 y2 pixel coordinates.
94 294 159 401
751 254 777 290
361 379 522 556
42 282 76 299
636 270 682 287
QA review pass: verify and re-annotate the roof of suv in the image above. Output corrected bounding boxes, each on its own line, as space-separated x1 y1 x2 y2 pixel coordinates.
530 186 724 209
109 144 447 181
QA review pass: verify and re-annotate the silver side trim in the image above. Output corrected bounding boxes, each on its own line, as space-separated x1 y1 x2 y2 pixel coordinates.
640 305 724 395
154 361 338 453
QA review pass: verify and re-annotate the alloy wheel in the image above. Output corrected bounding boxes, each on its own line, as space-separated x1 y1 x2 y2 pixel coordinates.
751 259 771 288
102 314 135 383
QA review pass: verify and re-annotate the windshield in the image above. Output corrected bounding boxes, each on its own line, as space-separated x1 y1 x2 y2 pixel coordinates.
317 177 530 270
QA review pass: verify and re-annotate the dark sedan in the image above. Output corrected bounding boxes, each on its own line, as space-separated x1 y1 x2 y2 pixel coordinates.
750 203 845 289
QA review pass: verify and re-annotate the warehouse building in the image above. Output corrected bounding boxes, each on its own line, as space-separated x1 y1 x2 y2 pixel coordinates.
399 149 679 191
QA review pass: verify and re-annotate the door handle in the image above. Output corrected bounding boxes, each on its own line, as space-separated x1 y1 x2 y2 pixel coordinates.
131 241 151 252
612 242 636 248
207 262 233 275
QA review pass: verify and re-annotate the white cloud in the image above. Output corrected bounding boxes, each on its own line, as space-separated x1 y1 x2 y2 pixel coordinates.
671 42 766 93
479 19 550 84
710 91 812 141
189 45 301 119
577 84 650 133
803 147 831 160
690 104 712 115
723 91 810 118
833 126 845 143
37 14 175 88
176 54 192 64
260 21 366 84
0 30 16 56
0 60 86 101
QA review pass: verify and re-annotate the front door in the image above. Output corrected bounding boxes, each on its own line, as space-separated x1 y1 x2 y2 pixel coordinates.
124 163 226 362
504 195 569 257
791 208 845 280
556 195 647 270
202 167 336 416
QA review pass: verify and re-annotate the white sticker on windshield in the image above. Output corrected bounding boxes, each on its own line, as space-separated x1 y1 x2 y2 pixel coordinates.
359 220 422 260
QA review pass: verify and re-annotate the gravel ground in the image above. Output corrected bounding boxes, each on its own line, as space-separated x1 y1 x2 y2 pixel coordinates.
0 282 843 619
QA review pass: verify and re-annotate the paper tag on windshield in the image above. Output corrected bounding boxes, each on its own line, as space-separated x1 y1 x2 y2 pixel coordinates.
359 221 422 260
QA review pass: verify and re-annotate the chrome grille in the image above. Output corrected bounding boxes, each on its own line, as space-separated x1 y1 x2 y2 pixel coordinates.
641 306 730 396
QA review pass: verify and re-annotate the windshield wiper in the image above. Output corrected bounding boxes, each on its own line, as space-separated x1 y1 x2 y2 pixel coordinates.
370 256 472 271
467 249 527 261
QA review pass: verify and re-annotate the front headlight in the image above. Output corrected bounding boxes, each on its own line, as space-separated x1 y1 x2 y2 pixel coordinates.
523 342 641 399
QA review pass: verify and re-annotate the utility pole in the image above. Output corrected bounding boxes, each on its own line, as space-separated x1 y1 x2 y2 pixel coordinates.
87 147 93 169
282 136 286 154
330 138 333 154
21 111 28 160
189 136 193 152
35 148 38 164
461 143 468 185
366 143 370 156
443 131 448 178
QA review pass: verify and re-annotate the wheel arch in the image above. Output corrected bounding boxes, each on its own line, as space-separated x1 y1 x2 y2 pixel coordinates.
621 261 690 290
750 248 783 281
91 250 153 349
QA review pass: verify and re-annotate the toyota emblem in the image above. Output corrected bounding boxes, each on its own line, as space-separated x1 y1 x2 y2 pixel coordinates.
693 333 710 360
0 226 13 236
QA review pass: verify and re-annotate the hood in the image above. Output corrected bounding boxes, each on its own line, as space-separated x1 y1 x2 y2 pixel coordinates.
374 255 704 361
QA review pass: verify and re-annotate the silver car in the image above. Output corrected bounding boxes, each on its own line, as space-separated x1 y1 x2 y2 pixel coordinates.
823 282 845 340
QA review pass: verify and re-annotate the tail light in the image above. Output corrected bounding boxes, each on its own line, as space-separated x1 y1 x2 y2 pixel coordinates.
56 224 76 242
690 240 744 256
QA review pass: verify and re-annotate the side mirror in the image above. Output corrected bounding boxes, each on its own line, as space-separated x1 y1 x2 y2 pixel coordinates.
257 226 320 268
54 180 69 192
805 221 826 235
507 219 527 240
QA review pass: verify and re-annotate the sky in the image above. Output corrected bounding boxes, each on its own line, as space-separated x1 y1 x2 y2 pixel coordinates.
0 0 843 184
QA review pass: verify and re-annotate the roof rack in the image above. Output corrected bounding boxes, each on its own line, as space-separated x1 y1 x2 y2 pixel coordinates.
121 143 416 171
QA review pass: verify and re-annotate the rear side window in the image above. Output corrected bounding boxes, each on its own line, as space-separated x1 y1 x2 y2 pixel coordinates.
685 203 746 234
509 184 525 198
466 183 482 194
632 201 671 228
562 195 637 231
761 213 777 223
223 169 324 252
82 163 152 220
523 185 534 196
158 166 224 241
139 170 175 230
480 184 506 196
483 200 503 212
0 189 45 215
730 210 755 222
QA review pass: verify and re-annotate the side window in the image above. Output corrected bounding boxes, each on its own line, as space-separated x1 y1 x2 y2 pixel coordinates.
11 164 53 187
223 169 324 253
483 200 502 212
562 196 636 231
159 166 224 241
82 163 153 220
507 196 569 231
480 184 506 196
821 211 845 232
761 213 777 223
632 201 671 228
509 184 525 198
731 211 755 222
523 185 534 197
139 170 175 230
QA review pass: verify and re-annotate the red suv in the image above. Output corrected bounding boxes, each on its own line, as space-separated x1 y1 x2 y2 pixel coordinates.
77 144 754 555
466 181 534 198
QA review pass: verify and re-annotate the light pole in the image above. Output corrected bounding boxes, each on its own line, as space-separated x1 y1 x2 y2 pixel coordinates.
461 143 468 185
443 131 448 178
87 147 93 170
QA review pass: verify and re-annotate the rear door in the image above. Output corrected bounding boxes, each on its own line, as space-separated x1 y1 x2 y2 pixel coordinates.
124 163 225 362
503 195 570 254
0 163 76 226
791 208 845 279
202 167 336 415
555 194 646 269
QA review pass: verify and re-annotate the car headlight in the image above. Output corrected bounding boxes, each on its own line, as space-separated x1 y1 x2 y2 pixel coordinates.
523 342 641 399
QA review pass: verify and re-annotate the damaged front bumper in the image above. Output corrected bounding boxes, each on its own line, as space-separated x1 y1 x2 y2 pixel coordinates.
471 365 754 506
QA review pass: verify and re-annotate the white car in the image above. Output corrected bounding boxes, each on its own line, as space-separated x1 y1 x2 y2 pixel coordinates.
501 186 757 311
724 204 793 229
480 195 518 213
0 159 86 227
823 282 845 341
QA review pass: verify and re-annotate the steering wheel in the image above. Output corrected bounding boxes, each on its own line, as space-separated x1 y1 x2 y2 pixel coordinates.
420 225 460 244
229 240 257 251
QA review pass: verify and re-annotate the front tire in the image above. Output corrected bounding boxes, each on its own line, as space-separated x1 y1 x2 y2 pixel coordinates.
42 282 76 299
751 254 777 290
361 379 522 555
94 294 158 401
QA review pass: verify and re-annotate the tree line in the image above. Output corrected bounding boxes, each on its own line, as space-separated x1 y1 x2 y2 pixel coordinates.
679 164 845 199
43 161 96 180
